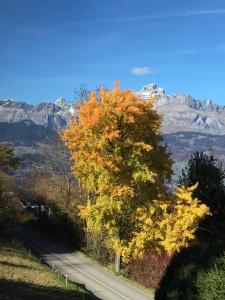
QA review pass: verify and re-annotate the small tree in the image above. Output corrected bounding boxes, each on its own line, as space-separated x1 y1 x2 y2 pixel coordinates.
196 253 225 300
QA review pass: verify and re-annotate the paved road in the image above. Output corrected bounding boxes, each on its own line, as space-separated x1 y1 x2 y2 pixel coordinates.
16 226 154 300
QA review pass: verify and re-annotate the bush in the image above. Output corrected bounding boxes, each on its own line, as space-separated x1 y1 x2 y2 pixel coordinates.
125 252 171 289
196 254 225 300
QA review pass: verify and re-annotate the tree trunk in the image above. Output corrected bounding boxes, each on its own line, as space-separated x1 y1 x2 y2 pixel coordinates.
115 254 121 273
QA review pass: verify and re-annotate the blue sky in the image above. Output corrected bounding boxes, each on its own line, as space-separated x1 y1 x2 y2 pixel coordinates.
1 0 225 104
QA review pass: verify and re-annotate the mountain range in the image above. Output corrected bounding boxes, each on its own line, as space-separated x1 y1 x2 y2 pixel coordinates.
1 83 225 181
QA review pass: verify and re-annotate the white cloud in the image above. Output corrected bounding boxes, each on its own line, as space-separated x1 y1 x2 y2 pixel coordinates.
184 9 225 17
66 9 225 26
131 66 153 76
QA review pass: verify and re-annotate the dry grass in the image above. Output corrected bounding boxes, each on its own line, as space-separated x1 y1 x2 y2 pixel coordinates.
0 234 96 300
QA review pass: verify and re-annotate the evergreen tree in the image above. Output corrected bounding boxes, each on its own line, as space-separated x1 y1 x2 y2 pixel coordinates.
180 152 225 217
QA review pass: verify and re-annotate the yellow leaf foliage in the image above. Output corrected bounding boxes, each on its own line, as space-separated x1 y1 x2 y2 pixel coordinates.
80 184 209 261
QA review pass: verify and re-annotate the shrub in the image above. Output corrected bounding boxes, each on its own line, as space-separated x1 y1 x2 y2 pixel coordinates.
125 252 171 289
196 254 225 300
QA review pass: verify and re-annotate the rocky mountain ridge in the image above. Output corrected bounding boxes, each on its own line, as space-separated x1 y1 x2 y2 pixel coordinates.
1 84 225 135
138 83 225 135
0 98 71 130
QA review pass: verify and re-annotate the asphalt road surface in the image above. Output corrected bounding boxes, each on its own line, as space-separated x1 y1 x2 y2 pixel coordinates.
16 226 154 300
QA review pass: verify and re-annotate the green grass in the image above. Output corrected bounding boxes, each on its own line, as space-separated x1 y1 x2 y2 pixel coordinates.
0 233 96 300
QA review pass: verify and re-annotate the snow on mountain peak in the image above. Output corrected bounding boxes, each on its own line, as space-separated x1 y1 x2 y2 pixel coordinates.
55 98 67 107
137 83 165 100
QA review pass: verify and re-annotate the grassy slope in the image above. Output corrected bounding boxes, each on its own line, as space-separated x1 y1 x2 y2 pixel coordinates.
0 234 94 300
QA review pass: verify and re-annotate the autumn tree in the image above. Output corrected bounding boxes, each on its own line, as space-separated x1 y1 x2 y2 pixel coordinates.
62 83 209 271
20 137 86 245
39 137 78 205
